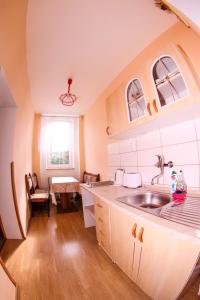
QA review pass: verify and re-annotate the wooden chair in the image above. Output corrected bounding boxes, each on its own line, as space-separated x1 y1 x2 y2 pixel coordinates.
25 174 50 217
29 172 47 194
83 171 100 183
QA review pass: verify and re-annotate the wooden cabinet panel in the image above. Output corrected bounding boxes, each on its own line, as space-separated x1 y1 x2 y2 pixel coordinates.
94 197 111 256
106 34 200 138
110 205 137 278
143 227 200 300
110 204 200 300
106 86 127 137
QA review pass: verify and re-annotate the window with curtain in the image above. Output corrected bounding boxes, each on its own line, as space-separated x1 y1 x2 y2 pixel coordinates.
41 116 74 169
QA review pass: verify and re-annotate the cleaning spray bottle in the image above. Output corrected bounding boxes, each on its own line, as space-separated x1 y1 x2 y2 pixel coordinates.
173 170 187 202
170 170 177 194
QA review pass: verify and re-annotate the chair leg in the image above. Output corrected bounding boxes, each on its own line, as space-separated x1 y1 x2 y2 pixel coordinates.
47 199 50 217
31 202 34 217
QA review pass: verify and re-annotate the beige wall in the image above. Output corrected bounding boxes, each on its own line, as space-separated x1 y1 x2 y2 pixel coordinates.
83 22 200 180
0 259 16 300
83 96 108 180
0 0 34 237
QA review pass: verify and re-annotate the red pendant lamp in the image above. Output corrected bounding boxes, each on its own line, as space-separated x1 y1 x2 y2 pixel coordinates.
59 78 77 106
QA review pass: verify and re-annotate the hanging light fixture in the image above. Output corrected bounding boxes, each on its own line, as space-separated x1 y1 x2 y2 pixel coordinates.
59 78 77 106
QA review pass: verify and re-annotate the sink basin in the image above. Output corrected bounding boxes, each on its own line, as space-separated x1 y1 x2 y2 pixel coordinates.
117 192 171 211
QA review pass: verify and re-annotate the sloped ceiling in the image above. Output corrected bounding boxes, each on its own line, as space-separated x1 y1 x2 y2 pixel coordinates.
27 0 176 115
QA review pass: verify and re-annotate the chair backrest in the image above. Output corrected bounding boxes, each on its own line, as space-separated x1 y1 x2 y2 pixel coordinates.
83 171 100 183
25 174 34 198
31 173 39 191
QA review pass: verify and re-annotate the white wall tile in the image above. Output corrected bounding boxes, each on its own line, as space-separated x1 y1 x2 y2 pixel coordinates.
138 166 164 185
164 165 199 188
136 130 161 150
122 166 138 173
108 143 119 154
119 139 133 153
160 120 196 146
195 118 200 140
107 119 200 188
131 138 137 151
107 167 117 181
108 154 120 166
120 152 137 166
119 138 137 153
163 142 199 165
138 148 162 167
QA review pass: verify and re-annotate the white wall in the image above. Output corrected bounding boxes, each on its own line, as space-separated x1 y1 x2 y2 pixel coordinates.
0 107 21 238
0 264 16 300
108 118 200 188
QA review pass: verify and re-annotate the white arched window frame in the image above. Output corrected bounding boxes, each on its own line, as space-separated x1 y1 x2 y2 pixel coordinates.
125 78 147 122
152 55 189 108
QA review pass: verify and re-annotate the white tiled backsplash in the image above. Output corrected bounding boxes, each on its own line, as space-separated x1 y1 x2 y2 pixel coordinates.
108 119 200 188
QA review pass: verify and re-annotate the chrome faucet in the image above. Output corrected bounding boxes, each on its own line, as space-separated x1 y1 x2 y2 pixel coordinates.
151 155 173 185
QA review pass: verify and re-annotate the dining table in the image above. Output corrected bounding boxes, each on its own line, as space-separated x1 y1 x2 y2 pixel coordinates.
50 176 80 211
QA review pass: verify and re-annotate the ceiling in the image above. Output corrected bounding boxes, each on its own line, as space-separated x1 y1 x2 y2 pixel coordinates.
27 0 176 116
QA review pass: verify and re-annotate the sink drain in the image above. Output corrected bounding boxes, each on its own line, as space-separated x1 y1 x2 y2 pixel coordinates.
140 204 160 209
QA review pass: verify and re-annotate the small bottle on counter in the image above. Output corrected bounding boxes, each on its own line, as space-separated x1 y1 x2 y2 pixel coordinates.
172 170 187 202
176 170 187 194
170 171 177 194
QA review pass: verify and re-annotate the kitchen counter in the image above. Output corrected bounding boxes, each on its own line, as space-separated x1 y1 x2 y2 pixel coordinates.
80 183 200 240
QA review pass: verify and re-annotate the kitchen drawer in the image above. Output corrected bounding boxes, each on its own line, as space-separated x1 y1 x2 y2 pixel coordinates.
96 224 111 254
95 197 109 219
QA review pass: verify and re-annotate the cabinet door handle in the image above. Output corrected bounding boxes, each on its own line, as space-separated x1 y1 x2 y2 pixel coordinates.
98 217 103 223
147 102 152 116
106 126 110 136
97 203 103 208
138 227 144 243
152 99 158 113
132 223 137 238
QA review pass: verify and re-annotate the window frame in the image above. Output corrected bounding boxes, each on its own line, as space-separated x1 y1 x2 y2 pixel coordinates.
125 77 147 123
44 117 75 170
151 54 190 109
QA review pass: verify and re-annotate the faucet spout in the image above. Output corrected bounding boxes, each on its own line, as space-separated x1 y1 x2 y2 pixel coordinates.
151 155 173 185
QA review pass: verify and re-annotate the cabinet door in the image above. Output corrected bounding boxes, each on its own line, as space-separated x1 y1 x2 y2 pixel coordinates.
136 219 200 300
106 85 128 137
94 197 111 256
110 206 139 278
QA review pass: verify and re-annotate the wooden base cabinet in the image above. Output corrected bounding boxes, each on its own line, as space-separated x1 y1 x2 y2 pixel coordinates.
110 205 200 300
94 196 111 257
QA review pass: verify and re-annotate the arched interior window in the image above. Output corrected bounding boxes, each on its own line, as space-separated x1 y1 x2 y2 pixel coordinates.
126 79 146 122
152 56 188 107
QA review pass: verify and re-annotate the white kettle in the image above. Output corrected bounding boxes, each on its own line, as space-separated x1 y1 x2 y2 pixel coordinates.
114 169 125 186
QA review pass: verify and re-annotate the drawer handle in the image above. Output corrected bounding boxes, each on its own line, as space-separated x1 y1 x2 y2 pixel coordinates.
147 102 152 116
138 227 144 243
132 223 137 238
98 217 103 223
152 99 158 113
97 203 103 208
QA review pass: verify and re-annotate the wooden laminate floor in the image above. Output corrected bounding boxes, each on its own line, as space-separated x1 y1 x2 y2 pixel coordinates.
1 207 151 300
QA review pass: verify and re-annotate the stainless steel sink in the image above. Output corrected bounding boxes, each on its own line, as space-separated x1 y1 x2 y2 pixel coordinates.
117 192 171 213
